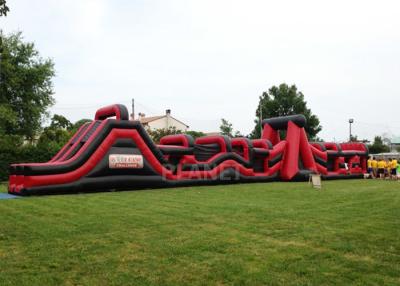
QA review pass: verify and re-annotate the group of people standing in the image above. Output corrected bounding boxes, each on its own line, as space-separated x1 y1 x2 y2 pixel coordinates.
367 157 399 179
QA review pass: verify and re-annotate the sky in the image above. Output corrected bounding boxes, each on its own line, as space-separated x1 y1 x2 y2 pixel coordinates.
1 0 400 142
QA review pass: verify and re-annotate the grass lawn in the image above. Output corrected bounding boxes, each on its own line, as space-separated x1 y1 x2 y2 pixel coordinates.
0 180 399 285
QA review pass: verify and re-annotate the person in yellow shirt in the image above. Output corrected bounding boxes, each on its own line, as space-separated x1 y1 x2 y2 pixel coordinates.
367 157 373 178
377 158 386 179
386 159 391 178
389 158 398 180
371 157 378 178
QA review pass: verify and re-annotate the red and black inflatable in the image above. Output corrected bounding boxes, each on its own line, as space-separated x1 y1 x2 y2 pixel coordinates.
8 104 368 195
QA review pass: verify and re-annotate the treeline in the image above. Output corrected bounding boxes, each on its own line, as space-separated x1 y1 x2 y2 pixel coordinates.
368 136 396 154
0 116 90 180
147 127 205 144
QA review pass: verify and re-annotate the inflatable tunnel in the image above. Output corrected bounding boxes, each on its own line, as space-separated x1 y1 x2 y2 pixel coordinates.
8 104 368 195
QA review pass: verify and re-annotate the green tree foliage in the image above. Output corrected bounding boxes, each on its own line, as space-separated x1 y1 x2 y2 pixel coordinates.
185 130 205 139
0 31 55 141
147 127 182 144
35 131 71 163
368 136 390 154
0 0 9 16
219 119 243 138
38 115 72 147
50 114 73 130
147 128 208 143
0 115 90 180
69 118 92 134
219 118 233 137
350 135 358 142
0 135 23 180
33 117 92 165
250 83 322 140
0 32 56 179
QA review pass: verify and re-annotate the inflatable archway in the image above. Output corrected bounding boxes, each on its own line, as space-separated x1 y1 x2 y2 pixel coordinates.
8 104 368 195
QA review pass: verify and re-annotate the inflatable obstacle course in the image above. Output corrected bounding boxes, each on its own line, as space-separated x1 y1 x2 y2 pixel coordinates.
8 104 368 195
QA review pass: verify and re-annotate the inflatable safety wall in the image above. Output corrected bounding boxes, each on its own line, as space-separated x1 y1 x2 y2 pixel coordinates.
8 104 368 195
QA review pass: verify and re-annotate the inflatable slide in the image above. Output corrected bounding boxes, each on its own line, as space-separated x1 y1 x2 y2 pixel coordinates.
8 104 368 195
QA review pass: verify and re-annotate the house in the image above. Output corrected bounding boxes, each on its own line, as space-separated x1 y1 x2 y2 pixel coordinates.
136 109 189 132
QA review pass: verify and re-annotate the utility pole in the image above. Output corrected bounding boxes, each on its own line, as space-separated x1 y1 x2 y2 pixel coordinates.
349 118 354 141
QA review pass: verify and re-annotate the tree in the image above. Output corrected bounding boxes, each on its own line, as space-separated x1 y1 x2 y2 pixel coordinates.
147 128 206 143
220 118 233 137
368 136 390 154
69 118 92 133
219 118 243 138
0 0 9 16
50 114 72 130
35 114 72 147
350 134 358 142
250 83 322 140
147 127 182 144
37 127 70 151
381 132 392 146
0 134 23 180
0 31 55 141
0 32 55 179
185 130 205 139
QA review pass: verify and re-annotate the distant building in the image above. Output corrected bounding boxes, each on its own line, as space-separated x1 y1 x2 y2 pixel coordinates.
136 109 189 132
390 136 400 152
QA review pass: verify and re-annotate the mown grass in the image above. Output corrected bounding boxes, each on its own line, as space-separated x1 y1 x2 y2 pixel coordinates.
0 180 399 286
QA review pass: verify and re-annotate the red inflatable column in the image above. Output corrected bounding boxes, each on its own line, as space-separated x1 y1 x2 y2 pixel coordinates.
262 124 280 145
360 156 367 173
299 129 317 172
281 121 301 180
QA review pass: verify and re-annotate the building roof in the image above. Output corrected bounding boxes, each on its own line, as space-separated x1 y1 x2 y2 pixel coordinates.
139 115 189 128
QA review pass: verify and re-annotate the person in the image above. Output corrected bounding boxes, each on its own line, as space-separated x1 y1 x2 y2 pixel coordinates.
386 158 391 178
397 161 400 180
367 157 373 178
344 162 349 174
371 157 378 178
390 157 398 180
377 158 386 179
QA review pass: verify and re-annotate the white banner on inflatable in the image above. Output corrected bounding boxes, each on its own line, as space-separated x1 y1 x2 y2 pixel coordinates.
109 154 144 169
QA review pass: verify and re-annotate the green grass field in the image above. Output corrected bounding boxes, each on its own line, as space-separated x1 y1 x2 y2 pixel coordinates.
0 180 399 286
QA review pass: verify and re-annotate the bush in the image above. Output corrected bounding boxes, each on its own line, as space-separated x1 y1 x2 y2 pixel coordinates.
0 127 71 180
0 135 23 181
